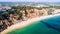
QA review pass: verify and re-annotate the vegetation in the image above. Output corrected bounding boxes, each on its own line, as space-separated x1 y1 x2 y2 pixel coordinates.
1 5 60 32
47 9 54 15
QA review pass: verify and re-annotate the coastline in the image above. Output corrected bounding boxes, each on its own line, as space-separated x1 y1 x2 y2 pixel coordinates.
1 14 60 34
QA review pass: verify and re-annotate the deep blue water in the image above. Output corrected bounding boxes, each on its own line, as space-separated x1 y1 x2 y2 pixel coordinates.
41 16 60 32
7 16 60 34
0 2 60 5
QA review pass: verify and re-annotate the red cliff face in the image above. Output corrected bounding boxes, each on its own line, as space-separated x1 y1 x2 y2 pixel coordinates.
0 7 55 32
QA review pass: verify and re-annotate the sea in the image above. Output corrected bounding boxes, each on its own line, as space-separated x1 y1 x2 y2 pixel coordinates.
0 2 60 5
7 15 60 34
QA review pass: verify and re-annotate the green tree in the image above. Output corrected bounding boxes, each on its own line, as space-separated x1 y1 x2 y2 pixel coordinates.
47 9 54 15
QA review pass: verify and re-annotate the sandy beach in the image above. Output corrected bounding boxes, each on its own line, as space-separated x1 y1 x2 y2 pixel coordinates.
1 14 60 34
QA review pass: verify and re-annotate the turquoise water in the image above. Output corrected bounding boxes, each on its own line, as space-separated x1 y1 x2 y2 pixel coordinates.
7 16 60 34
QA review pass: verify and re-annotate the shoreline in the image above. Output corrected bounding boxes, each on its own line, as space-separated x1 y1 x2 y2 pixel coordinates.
1 14 60 34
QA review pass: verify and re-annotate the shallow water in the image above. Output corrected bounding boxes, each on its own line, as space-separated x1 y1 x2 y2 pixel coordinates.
7 16 60 34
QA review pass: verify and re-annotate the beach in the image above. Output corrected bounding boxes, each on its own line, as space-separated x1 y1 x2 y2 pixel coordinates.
1 14 60 34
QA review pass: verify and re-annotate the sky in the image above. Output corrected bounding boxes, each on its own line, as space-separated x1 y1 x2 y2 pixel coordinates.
0 0 60 2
